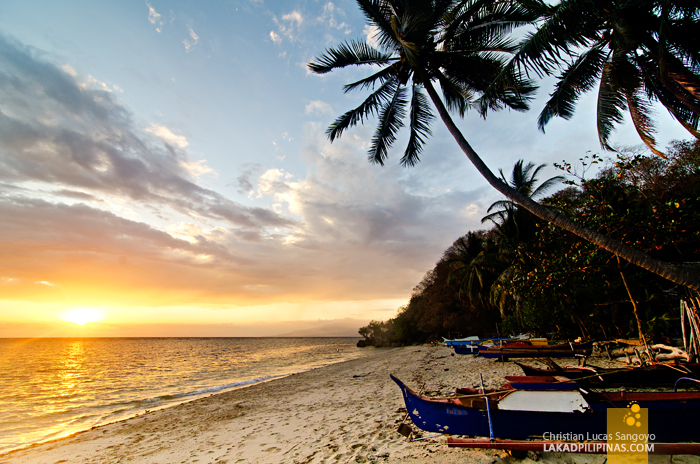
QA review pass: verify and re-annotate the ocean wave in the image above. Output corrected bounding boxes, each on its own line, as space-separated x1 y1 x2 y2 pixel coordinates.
135 375 283 405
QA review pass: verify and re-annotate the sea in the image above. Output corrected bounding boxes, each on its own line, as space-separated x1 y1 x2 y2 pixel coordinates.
0 337 368 453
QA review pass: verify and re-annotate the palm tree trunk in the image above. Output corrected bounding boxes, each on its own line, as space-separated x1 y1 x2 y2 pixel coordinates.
422 80 700 292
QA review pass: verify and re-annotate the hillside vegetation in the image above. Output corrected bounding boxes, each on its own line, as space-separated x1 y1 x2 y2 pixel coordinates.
360 142 700 346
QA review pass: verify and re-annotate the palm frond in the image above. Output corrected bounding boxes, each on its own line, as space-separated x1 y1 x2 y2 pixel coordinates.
401 83 434 167
443 0 500 43
665 58 700 103
486 199 513 214
537 46 608 130
447 1 539 46
356 0 399 51
516 0 557 17
477 61 537 116
626 87 665 157
343 64 398 93
435 70 473 116
429 0 458 31
531 174 565 198
482 207 515 227
665 17 700 71
596 61 628 151
508 160 560 199
369 81 408 165
508 0 602 78
439 52 504 92
666 105 700 139
446 28 520 56
636 53 700 137
308 40 394 74
391 12 431 67
327 77 398 141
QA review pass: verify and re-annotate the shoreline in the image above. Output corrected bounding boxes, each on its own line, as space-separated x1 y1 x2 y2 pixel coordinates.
0 347 375 456
0 346 397 460
0 337 369 457
1 346 697 463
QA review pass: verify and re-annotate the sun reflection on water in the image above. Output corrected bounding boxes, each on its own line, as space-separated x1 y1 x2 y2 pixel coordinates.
0 337 366 453
57 340 85 395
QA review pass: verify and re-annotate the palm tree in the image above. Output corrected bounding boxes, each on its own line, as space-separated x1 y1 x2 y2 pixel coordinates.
446 232 495 305
511 0 700 156
308 0 700 291
446 231 519 321
478 160 563 323
482 159 563 238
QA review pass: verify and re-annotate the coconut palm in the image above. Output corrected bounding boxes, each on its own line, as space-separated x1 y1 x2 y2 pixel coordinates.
478 158 564 322
482 159 563 235
446 232 495 304
308 0 700 291
511 0 700 156
447 231 522 321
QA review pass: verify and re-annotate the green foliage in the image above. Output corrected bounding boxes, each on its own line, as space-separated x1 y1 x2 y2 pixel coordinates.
361 141 700 345
358 320 395 347
508 141 700 338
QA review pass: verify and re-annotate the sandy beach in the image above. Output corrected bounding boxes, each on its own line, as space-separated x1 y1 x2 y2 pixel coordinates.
1 345 698 464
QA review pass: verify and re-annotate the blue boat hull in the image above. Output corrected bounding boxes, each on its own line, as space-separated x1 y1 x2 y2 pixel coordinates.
391 375 700 442
453 344 480 354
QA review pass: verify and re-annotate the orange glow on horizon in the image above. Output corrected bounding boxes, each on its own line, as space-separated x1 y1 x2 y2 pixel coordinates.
60 307 105 326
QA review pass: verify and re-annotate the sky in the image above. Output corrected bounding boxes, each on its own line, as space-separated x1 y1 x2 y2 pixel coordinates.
0 0 691 337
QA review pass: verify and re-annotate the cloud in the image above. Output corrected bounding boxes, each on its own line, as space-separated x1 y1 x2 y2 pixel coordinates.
305 100 332 115
64 65 121 93
179 159 215 178
0 196 266 305
183 26 199 52
282 11 303 26
256 168 294 199
250 125 486 275
0 35 293 234
81 74 122 93
318 2 349 33
145 123 189 148
0 34 492 315
230 163 264 196
61 64 78 77
271 11 304 44
364 24 380 49
146 2 164 32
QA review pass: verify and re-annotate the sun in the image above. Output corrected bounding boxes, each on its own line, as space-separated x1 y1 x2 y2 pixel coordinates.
61 307 105 326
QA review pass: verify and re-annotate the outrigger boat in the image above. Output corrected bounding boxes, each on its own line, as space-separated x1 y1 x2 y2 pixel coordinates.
446 334 539 355
442 335 523 347
478 341 594 360
441 336 480 346
453 344 482 354
515 362 700 388
444 337 506 355
391 374 700 442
